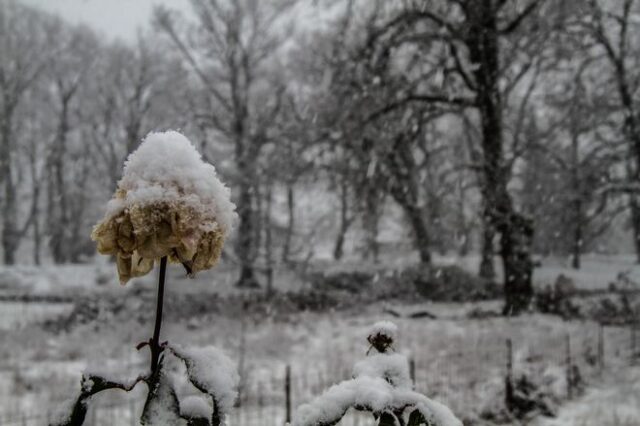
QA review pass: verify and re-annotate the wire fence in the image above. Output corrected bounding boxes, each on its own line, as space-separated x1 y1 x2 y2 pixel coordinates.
1 320 638 425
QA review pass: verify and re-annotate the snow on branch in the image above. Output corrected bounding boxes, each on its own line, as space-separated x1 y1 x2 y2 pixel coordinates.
170 344 240 424
292 321 462 426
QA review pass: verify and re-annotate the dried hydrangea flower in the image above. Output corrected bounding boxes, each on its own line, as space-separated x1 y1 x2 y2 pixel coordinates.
91 131 236 284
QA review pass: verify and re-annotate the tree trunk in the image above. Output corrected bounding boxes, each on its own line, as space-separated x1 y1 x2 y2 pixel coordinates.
29 151 41 265
1 172 18 265
386 133 432 264
333 175 350 260
571 133 582 270
264 184 274 296
467 1 533 314
571 205 582 269
235 176 259 288
630 196 640 263
48 96 71 264
456 179 470 257
361 186 380 263
479 210 496 280
1 111 19 265
234 138 259 288
281 183 295 263
618 83 640 264
404 203 431 264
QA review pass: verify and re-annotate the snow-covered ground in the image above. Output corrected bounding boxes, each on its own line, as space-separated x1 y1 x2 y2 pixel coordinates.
435 253 640 291
0 256 638 425
536 365 640 426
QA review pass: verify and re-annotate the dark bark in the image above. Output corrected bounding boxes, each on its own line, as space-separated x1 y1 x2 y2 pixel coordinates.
386 134 432 265
630 196 640 263
1 109 19 264
570 134 582 270
333 175 351 260
466 1 533 314
386 134 431 265
572 201 582 269
615 73 640 263
281 183 295 263
264 185 274 296
47 93 72 264
232 75 260 287
479 210 496 280
235 176 259 288
28 146 41 265
593 3 640 262
456 179 470 257
404 202 432 264
362 186 380 263
620 88 640 264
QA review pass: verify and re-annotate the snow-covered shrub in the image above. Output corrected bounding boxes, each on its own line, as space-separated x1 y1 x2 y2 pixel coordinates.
54 131 238 426
292 321 462 426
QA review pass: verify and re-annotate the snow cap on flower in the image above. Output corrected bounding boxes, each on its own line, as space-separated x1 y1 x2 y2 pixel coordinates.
367 321 398 353
91 130 236 283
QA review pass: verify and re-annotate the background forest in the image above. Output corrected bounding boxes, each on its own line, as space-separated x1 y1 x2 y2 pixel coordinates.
1 0 640 424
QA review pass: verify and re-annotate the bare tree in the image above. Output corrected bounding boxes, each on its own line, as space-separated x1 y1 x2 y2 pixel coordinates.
46 26 97 263
0 2 58 263
581 0 640 261
154 0 292 287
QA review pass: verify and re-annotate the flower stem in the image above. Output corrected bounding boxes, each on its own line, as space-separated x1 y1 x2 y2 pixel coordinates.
150 256 168 375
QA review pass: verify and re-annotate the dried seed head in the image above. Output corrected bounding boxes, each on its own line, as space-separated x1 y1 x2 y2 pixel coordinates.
91 131 236 284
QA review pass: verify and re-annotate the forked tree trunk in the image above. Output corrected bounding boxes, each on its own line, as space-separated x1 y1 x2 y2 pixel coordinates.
467 0 533 314
405 203 431 264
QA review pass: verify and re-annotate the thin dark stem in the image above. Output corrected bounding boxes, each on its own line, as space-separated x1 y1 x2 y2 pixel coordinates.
150 256 168 375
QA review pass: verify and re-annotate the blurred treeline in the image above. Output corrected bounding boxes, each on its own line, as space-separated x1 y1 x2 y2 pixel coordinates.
1 0 639 308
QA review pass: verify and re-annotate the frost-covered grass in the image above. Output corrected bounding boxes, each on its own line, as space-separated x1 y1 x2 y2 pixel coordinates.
1 297 633 425
535 365 640 426
0 259 637 425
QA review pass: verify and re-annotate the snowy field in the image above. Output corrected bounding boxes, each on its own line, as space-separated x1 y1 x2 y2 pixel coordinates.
1 256 638 425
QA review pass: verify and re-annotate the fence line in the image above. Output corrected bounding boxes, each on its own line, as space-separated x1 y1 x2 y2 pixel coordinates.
0 322 637 425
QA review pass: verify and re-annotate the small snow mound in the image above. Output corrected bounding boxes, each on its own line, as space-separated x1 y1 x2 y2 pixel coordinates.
353 352 412 389
293 376 393 426
293 377 462 426
109 130 236 234
83 363 138 390
171 345 239 416
181 395 212 419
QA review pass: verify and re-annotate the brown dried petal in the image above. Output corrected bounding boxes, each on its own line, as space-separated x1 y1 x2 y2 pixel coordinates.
116 253 132 284
92 222 118 255
94 194 227 283
131 252 154 278
116 215 136 254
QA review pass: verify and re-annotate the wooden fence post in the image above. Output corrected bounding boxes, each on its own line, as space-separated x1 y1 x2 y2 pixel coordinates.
409 358 416 386
505 338 513 412
285 365 291 424
598 323 605 371
631 319 637 362
565 334 572 399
